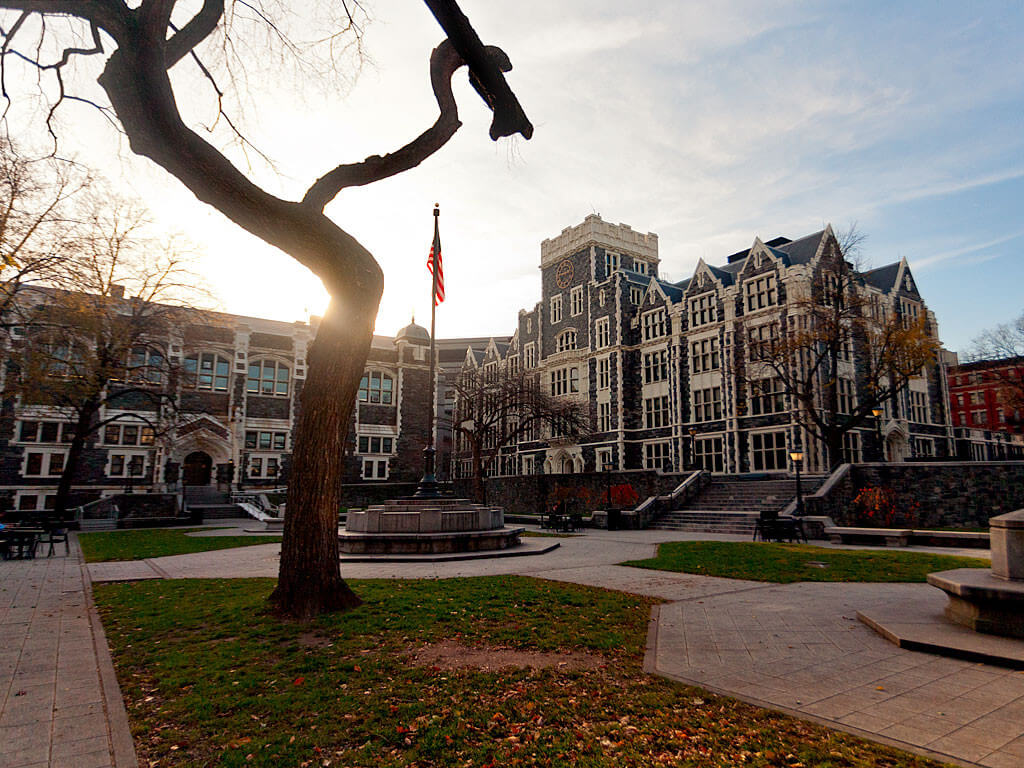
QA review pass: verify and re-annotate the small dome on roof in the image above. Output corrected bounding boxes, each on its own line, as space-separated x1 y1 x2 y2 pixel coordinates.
396 319 430 344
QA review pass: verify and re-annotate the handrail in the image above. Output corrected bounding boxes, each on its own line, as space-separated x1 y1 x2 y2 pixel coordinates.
780 463 851 516
72 495 120 521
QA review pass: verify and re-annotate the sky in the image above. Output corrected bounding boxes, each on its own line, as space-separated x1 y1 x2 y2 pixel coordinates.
13 0 1024 356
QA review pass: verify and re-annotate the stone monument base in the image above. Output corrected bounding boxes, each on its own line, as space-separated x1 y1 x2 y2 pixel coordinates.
927 568 1024 639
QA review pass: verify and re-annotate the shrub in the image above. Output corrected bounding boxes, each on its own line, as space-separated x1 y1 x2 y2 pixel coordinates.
850 486 921 528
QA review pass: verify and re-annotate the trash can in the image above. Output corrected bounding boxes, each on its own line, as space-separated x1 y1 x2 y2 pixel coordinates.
606 508 621 531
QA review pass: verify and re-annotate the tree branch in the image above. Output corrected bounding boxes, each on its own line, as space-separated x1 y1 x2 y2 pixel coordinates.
302 39 466 210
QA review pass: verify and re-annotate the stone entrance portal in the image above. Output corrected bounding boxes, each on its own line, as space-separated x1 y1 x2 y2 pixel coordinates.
182 451 213 486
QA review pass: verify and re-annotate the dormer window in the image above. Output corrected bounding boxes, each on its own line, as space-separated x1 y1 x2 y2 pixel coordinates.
642 308 667 341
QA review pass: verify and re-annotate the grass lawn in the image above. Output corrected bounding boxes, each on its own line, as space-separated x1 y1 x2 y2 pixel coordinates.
79 527 281 563
95 576 941 767
623 541 990 583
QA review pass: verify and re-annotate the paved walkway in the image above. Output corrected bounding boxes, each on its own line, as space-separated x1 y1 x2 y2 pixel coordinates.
0 536 135 768
13 524 1024 767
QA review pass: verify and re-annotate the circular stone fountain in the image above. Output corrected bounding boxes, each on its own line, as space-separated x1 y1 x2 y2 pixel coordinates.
339 497 524 555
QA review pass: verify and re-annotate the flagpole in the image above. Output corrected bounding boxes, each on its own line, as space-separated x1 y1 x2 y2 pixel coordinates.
415 204 441 497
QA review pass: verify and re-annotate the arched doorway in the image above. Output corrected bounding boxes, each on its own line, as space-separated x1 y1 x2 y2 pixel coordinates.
885 432 908 463
183 451 213 486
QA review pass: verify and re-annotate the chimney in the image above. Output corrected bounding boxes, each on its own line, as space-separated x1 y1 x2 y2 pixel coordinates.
110 284 126 299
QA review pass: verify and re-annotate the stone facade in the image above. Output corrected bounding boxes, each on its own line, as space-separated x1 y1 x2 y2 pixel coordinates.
0 289 482 512
454 214 959 480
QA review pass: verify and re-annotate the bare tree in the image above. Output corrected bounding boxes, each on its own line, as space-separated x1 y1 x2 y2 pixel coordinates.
0 139 88 324
743 230 939 469
967 311 1024 428
451 365 588 503
0 1 532 618
6 201 203 516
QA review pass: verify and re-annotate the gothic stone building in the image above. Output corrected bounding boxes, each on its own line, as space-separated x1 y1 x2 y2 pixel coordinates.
0 289 476 512
454 214 955 479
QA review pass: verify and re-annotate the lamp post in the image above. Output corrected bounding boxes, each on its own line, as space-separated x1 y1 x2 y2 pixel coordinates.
688 427 697 470
789 451 804 516
872 408 884 462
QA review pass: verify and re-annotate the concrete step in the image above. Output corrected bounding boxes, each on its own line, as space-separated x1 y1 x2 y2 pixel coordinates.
78 518 117 531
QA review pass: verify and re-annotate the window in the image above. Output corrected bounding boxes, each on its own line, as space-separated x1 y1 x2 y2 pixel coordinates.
508 355 520 375
248 455 280 479
598 401 612 432
748 323 778 361
570 286 584 316
690 338 719 373
550 367 579 396
598 289 606 307
596 447 613 471
909 390 928 423
642 308 667 340
358 435 394 454
18 494 38 511
749 378 785 416
19 420 39 442
107 452 148 478
245 431 288 451
644 395 670 428
598 357 611 390
837 378 856 415
555 329 577 353
595 317 610 349
630 286 643 304
604 251 620 277
105 423 154 446
18 421 70 443
127 346 164 384
550 295 563 324
689 292 716 328
358 371 394 404
634 260 648 275
185 352 230 392
843 432 862 464
24 452 64 477
745 275 777 311
362 458 389 480
524 343 536 369
750 431 787 471
643 349 668 384
914 437 935 458
693 387 722 421
247 359 290 396
644 441 671 471
694 436 724 473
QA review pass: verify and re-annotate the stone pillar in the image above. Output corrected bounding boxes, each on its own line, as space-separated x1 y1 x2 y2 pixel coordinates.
991 509 1024 581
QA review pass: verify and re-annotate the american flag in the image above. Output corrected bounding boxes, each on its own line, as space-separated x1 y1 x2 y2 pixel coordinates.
427 216 444 306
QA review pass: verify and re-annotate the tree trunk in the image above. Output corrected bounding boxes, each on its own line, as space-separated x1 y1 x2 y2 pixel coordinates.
269 285 378 619
98 44 384 620
54 406 96 517
471 442 485 503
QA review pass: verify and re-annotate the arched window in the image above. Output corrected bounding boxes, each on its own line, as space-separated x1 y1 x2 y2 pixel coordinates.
184 352 230 392
247 359 290 396
358 370 394 404
555 329 577 353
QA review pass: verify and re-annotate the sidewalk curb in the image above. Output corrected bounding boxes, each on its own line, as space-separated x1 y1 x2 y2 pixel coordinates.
75 534 139 768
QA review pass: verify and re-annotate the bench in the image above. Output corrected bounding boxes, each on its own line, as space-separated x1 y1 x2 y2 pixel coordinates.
824 526 912 547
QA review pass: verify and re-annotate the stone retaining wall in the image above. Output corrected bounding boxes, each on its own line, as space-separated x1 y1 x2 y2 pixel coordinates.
808 462 1024 528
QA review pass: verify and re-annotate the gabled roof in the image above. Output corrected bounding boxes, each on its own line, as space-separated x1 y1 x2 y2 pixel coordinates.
861 262 900 291
772 229 826 266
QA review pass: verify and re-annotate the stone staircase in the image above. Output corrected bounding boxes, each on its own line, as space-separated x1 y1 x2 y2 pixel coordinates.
184 486 242 519
649 477 823 535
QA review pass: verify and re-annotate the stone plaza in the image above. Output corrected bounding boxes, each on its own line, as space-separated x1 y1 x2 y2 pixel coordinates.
3 524 1024 767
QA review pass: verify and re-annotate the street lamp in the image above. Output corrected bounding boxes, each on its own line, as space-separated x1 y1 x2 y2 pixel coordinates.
688 427 698 470
872 408 884 462
789 451 804 516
